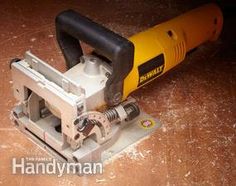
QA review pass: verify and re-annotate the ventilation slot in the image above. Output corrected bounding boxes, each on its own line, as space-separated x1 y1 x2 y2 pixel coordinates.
174 41 186 63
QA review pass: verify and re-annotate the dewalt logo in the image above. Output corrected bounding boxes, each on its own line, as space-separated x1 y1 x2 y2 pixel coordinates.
138 54 164 86
139 65 164 84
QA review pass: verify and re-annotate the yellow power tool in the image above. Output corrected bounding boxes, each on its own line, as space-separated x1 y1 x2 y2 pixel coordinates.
11 3 223 163
125 3 223 100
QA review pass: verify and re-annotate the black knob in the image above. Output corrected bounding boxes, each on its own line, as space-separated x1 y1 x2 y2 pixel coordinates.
124 102 140 121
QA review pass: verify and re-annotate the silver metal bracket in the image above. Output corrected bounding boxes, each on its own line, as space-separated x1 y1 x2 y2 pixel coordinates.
11 51 161 163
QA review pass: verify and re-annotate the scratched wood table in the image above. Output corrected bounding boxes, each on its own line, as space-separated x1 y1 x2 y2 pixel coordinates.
0 1 235 185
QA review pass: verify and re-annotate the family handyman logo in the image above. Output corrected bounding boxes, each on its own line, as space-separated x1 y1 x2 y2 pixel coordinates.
12 157 103 177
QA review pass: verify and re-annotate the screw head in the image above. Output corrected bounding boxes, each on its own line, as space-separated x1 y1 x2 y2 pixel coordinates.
112 92 122 104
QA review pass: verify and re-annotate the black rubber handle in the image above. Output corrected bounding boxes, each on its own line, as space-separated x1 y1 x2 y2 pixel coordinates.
56 10 134 106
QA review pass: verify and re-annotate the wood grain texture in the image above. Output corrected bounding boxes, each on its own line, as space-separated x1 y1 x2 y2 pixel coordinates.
0 0 235 185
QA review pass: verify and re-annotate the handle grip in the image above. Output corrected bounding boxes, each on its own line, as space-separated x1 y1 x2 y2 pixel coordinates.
56 10 134 106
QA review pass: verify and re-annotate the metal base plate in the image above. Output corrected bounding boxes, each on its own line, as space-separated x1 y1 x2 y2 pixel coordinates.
12 106 161 163
101 112 161 161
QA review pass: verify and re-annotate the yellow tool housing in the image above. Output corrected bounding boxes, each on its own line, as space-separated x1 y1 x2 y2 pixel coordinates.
123 3 223 99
